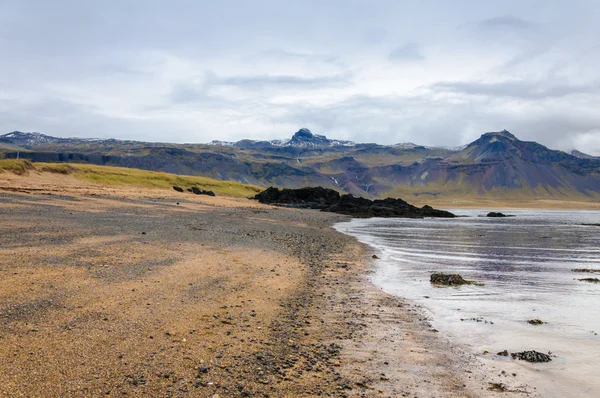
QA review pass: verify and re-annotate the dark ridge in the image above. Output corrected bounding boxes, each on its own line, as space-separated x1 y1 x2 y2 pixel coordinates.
254 186 455 218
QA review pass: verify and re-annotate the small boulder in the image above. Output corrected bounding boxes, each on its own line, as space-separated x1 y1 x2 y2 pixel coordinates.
173 186 184 193
487 212 507 217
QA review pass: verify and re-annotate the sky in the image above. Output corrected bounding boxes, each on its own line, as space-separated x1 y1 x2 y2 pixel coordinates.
1 1 600 154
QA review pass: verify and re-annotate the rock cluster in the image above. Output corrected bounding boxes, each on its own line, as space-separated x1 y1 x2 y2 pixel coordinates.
189 187 216 196
254 187 455 218
172 185 216 196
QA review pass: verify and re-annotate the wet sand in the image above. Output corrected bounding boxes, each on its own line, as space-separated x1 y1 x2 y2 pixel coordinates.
0 174 506 397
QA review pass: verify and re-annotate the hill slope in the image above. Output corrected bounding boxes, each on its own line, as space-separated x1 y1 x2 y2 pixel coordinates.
0 159 262 198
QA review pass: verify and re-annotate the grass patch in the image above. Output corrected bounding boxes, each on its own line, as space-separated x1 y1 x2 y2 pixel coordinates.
0 159 262 198
0 159 34 175
39 164 75 174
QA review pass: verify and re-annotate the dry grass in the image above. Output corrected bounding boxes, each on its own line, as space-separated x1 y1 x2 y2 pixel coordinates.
0 159 35 175
0 159 262 198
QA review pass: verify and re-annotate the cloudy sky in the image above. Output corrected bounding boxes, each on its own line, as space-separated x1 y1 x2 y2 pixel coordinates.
1 1 600 153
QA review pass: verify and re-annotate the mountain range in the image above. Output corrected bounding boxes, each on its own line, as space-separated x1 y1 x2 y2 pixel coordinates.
2 129 600 201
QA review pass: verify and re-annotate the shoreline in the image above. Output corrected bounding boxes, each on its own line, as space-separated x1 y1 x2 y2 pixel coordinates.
0 175 533 396
330 221 536 397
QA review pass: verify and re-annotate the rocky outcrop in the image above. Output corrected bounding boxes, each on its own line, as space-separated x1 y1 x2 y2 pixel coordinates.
254 187 455 218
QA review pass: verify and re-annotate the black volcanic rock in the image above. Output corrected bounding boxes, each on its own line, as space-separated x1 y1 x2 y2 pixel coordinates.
190 187 216 196
254 187 455 218
487 212 507 217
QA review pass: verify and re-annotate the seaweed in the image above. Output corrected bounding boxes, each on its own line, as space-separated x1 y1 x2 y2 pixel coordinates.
578 278 600 283
430 273 480 286
527 319 545 325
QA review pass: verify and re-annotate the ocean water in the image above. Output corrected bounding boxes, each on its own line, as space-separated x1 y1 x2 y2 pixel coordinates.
335 209 600 397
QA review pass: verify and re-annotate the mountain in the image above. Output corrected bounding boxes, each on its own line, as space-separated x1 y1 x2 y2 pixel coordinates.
0 131 104 147
2 128 600 200
209 128 356 149
382 130 600 198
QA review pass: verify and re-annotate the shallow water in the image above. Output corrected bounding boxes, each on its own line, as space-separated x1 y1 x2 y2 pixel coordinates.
335 209 600 397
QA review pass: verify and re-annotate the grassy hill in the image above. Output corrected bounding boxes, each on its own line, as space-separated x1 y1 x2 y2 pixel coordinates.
0 159 263 198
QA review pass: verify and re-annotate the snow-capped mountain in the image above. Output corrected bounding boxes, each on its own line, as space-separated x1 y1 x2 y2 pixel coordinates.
207 128 355 149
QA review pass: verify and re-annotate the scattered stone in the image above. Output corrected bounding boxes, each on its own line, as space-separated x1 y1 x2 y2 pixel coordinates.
497 350 509 357
511 350 552 363
173 186 184 192
371 255 380 259
430 273 476 286
126 375 147 386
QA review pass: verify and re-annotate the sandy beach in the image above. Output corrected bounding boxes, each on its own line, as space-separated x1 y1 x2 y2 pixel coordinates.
0 173 515 397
